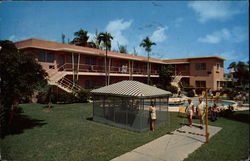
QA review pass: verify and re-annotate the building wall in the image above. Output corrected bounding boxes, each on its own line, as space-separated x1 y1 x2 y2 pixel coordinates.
20 47 224 91
188 58 224 90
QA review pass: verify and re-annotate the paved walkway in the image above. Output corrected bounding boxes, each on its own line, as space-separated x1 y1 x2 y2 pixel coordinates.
111 123 222 161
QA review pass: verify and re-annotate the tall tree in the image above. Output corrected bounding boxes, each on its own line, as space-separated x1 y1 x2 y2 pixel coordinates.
159 65 174 88
0 40 47 136
97 32 113 86
71 29 89 47
228 61 249 89
117 42 127 54
140 36 156 84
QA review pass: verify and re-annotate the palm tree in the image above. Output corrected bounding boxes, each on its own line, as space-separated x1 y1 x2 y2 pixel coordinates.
71 29 89 47
97 32 113 86
140 36 156 84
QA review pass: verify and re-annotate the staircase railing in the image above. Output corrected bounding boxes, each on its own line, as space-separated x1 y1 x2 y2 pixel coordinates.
57 76 82 92
47 63 82 93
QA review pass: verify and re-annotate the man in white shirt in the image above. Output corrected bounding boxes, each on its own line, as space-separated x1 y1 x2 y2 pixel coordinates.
197 97 205 129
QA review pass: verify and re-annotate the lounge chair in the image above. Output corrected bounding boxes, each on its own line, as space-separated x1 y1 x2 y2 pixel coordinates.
192 89 198 97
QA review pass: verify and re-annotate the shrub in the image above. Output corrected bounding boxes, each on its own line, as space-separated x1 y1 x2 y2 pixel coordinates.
76 89 91 103
37 92 47 104
165 85 178 94
186 90 194 97
19 96 31 103
37 91 57 104
37 87 91 104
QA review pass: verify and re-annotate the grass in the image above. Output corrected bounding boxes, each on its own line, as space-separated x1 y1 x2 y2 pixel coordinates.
1 103 182 161
1 103 249 161
184 110 249 161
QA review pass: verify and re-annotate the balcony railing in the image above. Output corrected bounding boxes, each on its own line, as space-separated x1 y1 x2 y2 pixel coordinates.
57 63 159 75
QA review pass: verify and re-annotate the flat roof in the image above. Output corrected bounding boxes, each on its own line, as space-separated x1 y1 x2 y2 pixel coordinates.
15 38 168 64
164 56 225 62
15 38 225 64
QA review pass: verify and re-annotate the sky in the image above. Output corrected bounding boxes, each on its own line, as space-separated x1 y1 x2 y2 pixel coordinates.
0 1 249 72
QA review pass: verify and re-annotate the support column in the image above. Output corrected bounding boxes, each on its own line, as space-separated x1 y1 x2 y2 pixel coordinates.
72 53 75 86
129 60 131 80
131 60 134 80
77 53 80 81
108 58 111 85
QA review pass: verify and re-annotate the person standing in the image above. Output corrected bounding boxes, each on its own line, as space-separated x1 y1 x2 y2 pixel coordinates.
185 98 194 127
197 97 205 129
149 100 156 131
211 102 220 121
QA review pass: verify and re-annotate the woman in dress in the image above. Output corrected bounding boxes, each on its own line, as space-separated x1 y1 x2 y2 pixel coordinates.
149 100 156 131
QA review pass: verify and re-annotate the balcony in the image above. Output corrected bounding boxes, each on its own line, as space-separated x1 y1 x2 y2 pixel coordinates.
57 63 159 76
174 71 190 76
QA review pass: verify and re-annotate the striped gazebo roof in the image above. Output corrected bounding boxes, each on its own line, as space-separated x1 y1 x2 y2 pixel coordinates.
91 80 172 98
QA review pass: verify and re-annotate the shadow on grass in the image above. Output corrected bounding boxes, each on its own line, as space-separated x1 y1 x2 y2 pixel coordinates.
224 113 250 124
3 107 47 138
86 117 93 121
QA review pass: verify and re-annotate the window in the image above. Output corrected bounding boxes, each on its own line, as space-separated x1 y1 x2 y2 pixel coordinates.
67 55 79 64
37 51 54 63
216 63 220 70
85 57 96 65
58 55 65 65
195 81 206 87
183 64 189 71
195 63 206 71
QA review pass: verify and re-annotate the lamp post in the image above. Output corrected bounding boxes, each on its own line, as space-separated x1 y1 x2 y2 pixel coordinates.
205 88 210 143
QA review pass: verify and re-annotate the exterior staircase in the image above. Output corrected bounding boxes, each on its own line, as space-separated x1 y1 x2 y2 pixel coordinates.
171 74 183 92
47 65 82 93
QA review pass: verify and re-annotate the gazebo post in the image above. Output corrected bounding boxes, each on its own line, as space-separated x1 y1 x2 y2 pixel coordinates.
93 95 95 117
113 97 115 122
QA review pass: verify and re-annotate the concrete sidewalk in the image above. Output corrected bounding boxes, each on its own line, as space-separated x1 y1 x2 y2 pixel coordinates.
111 123 222 161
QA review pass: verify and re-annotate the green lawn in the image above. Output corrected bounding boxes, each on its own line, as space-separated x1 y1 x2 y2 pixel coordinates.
1 103 249 161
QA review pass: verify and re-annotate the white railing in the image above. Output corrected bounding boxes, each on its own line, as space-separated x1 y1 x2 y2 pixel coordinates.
47 63 82 93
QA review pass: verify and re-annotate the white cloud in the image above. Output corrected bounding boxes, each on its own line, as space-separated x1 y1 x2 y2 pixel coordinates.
188 1 242 23
87 32 95 42
198 27 247 44
8 35 17 41
150 26 168 43
106 19 132 48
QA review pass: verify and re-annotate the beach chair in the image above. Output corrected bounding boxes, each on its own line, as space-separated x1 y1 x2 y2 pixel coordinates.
215 92 220 97
192 89 198 97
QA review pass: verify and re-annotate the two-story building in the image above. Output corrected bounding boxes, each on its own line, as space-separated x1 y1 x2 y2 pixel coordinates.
164 56 225 91
15 38 225 93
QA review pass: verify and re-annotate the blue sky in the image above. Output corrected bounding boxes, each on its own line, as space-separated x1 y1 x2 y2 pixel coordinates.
0 1 249 72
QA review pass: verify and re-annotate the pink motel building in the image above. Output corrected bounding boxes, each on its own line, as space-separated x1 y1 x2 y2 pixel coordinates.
15 38 225 93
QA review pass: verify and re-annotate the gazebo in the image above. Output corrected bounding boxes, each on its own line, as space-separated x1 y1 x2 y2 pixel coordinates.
91 80 172 132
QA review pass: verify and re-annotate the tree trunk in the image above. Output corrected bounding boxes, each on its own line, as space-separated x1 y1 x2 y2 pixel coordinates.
105 48 108 86
147 52 150 85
